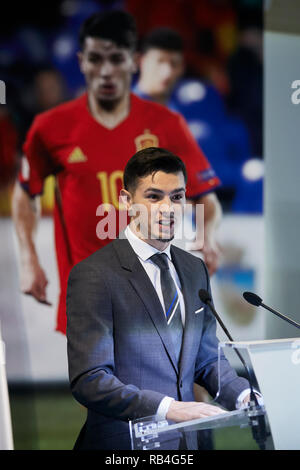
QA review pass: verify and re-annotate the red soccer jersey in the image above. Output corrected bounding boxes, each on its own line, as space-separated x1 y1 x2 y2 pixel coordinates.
19 93 220 333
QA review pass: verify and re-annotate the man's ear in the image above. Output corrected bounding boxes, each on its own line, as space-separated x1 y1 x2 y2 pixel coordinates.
120 188 133 212
179 60 185 79
131 52 140 74
77 51 84 73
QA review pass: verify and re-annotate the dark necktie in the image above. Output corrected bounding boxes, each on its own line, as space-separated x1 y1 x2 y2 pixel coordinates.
150 253 183 364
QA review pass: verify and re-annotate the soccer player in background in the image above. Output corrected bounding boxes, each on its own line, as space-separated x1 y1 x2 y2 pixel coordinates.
133 27 253 212
12 10 222 335
133 27 185 109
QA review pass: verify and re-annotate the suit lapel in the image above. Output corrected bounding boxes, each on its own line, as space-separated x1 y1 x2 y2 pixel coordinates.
113 238 180 374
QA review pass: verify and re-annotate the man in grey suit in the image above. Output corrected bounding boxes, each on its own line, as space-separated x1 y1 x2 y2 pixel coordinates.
66 147 251 450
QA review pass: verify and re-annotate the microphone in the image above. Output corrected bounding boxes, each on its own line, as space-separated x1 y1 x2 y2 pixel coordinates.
199 289 267 449
243 291 300 329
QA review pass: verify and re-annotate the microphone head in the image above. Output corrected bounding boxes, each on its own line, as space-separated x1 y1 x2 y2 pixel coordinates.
198 289 212 304
243 291 263 307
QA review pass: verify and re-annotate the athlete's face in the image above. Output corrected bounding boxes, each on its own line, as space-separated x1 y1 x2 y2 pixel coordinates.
121 171 186 251
78 37 136 107
140 48 184 97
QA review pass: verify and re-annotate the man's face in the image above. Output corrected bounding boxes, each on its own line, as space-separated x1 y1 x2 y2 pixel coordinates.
122 171 186 250
78 37 136 108
140 48 184 97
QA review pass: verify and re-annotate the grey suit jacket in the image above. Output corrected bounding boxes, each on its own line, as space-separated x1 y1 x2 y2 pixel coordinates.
66 237 249 450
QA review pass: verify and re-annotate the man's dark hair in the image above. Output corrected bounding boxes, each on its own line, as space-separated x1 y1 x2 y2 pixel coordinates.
79 10 137 50
124 147 187 193
140 27 184 54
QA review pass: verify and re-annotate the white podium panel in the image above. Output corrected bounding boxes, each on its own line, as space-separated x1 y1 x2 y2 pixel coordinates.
0 324 14 450
220 338 300 450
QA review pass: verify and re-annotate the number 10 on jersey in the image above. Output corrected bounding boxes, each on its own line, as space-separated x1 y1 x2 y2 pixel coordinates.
96 170 124 210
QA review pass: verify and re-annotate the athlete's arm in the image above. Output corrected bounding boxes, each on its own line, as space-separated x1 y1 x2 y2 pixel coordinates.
190 192 222 276
12 182 49 304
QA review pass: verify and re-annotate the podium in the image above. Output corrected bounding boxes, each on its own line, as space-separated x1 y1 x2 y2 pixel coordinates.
0 323 14 450
129 338 300 450
220 338 300 450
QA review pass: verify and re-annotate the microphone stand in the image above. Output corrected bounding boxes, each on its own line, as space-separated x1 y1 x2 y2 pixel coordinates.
260 302 300 329
204 297 268 450
243 291 300 329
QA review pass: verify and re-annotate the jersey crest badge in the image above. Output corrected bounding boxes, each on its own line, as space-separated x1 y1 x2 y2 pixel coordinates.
134 129 159 151
68 147 87 163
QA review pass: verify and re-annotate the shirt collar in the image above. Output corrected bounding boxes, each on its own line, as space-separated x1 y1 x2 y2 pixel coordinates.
125 225 172 262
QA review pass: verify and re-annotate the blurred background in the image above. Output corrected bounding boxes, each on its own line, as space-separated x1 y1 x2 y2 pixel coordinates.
1 0 289 450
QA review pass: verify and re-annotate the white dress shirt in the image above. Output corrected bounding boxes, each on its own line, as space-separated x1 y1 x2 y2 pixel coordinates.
125 226 179 418
124 226 261 419
125 225 185 324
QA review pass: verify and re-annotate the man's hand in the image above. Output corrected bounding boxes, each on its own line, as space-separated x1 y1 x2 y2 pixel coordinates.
20 255 50 305
201 235 221 276
187 232 221 276
188 192 222 276
241 393 262 408
12 184 52 305
166 400 227 423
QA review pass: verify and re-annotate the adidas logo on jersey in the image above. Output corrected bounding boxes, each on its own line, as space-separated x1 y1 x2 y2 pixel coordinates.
68 147 87 163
